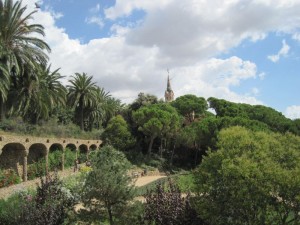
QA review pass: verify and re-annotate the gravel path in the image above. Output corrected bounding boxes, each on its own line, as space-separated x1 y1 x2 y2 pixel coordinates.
0 169 166 200
134 175 166 187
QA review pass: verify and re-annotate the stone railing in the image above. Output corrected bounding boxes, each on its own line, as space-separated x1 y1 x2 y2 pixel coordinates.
0 134 102 182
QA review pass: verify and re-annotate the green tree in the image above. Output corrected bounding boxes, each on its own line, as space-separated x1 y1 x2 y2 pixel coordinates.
0 0 50 120
82 146 136 225
67 72 97 130
133 103 180 155
180 117 219 166
194 126 300 225
8 64 66 123
101 115 136 151
208 97 294 134
172 94 207 123
130 92 159 111
85 86 110 130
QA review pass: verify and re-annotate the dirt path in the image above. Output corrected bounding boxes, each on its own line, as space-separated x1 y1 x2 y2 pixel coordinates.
0 169 166 200
134 175 166 187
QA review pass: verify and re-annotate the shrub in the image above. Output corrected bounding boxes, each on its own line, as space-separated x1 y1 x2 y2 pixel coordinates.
79 165 92 174
0 192 24 225
20 172 75 225
143 178 204 225
78 152 87 164
0 169 21 188
48 150 63 171
64 148 77 169
27 159 46 180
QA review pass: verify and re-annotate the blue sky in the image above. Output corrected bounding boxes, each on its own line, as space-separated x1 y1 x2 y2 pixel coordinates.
23 0 300 119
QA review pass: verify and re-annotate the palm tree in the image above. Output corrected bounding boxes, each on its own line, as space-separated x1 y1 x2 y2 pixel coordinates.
102 97 124 126
8 64 66 123
0 0 50 120
0 51 10 120
86 87 111 130
67 73 97 130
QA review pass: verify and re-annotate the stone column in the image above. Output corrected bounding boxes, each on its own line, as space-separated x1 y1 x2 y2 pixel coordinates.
45 149 49 175
61 150 64 171
23 152 28 182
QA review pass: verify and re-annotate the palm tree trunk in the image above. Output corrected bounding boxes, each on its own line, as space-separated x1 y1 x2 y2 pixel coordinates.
79 99 84 130
0 98 5 121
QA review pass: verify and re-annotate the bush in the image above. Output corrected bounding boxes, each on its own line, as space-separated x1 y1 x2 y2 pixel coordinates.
79 165 92 174
0 169 21 188
27 159 46 180
0 192 24 225
143 178 204 225
64 148 77 169
20 172 75 225
48 150 63 171
78 152 87 164
0 117 103 139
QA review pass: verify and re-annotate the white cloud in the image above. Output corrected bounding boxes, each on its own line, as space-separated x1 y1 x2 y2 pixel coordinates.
85 16 105 29
258 72 266 80
105 0 172 19
285 105 300 119
267 39 290 62
251 88 260 96
20 0 300 110
115 0 300 66
89 3 101 13
292 33 300 41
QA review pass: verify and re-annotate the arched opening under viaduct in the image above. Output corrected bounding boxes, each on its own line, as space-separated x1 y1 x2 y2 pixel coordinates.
66 143 77 152
0 143 26 177
28 143 47 164
27 143 47 179
89 144 98 151
49 143 64 171
78 144 88 163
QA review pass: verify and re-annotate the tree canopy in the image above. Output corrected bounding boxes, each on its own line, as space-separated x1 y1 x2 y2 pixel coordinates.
83 146 136 225
194 126 300 225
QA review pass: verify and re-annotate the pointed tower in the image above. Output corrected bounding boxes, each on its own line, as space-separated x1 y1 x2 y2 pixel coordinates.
165 74 174 102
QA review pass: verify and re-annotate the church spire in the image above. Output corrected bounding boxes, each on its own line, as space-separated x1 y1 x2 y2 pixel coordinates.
167 75 172 92
165 70 174 102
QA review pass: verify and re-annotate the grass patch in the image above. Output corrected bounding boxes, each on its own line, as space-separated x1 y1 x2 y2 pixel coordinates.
135 171 195 196
172 172 196 193
135 177 168 196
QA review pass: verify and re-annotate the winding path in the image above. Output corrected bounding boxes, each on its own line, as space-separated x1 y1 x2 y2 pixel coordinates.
0 168 166 199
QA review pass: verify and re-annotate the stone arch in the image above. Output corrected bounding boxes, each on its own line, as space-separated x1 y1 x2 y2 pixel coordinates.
89 144 98 151
49 143 64 152
0 143 26 177
28 143 47 164
66 143 77 152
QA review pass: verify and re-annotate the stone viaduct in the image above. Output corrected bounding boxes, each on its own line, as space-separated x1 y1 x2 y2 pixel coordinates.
0 134 102 182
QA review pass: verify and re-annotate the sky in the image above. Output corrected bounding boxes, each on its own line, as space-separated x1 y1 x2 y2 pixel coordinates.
22 0 300 119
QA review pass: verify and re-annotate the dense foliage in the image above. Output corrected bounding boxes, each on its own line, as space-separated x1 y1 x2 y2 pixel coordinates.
143 179 203 225
82 146 136 225
194 126 300 225
0 0 120 133
1 1 300 225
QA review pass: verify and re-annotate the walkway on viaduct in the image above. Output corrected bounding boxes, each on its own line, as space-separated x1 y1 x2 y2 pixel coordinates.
0 134 102 182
